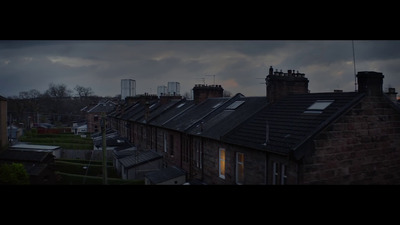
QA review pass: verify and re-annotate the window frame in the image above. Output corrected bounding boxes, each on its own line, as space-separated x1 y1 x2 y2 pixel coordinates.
236 152 244 185
272 161 279 185
281 164 287 185
304 100 334 114
219 148 226 179
163 132 167 153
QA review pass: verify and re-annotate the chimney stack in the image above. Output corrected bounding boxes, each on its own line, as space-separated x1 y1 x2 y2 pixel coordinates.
386 87 398 102
266 66 309 103
356 71 384 96
192 84 224 104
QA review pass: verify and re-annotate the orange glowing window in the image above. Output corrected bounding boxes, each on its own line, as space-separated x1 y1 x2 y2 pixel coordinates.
219 148 226 179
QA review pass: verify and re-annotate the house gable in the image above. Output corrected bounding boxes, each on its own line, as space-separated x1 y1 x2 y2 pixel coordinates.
301 94 400 184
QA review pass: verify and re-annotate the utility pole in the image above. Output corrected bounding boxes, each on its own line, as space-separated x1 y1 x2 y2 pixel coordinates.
101 112 107 185
352 40 357 92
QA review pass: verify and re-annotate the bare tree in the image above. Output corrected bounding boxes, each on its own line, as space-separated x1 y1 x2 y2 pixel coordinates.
43 83 72 124
45 83 72 99
28 89 41 99
74 85 94 98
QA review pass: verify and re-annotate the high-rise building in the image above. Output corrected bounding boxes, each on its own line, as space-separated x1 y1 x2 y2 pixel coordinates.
157 85 167 97
167 82 180 96
121 79 136 100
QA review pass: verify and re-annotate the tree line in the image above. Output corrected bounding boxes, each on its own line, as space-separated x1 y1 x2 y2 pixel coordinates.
7 83 116 128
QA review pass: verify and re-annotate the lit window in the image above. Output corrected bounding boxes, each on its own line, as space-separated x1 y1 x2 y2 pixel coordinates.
219 148 226 179
236 152 244 184
304 100 334 113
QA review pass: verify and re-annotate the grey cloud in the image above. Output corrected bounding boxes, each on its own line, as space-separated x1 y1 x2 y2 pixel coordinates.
1 40 399 98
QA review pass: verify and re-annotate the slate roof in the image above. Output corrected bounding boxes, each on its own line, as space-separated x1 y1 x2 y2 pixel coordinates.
119 150 162 168
121 102 145 121
91 128 118 138
108 93 267 142
108 102 131 119
145 99 184 123
112 147 137 159
162 96 233 131
92 128 134 149
188 95 268 140
144 166 186 184
222 92 366 159
87 101 116 113
129 100 160 123
149 99 195 127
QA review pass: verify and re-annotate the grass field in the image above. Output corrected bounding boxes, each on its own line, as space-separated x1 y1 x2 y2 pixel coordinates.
19 129 93 150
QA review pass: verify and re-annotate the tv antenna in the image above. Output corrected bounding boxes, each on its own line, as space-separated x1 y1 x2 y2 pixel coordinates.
196 77 205 85
352 40 357 92
205 74 216 85
256 77 268 97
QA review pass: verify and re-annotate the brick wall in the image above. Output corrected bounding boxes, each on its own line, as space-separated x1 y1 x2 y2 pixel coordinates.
153 128 182 168
302 96 400 184
86 113 101 133
202 140 268 185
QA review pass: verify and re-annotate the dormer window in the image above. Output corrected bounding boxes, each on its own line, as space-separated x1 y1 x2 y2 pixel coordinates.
304 100 334 113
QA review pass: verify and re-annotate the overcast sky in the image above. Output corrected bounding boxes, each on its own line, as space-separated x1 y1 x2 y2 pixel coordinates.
1 40 399 98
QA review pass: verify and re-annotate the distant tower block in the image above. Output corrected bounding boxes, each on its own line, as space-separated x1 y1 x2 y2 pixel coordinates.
157 85 167 97
168 82 180 96
121 79 136 100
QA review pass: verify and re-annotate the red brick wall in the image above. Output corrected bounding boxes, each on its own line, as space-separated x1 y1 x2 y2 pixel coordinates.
302 96 400 184
86 113 101 133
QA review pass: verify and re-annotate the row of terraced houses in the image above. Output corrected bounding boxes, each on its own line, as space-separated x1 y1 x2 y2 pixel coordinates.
106 67 400 184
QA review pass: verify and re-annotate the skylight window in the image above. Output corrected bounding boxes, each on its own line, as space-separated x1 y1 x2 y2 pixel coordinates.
149 103 157 109
304 100 334 113
177 103 186 108
226 100 245 110
212 102 223 109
